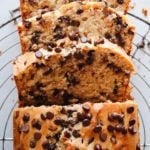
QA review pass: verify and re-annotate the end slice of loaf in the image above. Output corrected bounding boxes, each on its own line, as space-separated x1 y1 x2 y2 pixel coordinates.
13 101 140 150
18 2 135 55
13 41 135 106
20 0 131 19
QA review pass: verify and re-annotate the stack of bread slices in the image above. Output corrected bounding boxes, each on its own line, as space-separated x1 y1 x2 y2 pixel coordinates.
13 0 140 149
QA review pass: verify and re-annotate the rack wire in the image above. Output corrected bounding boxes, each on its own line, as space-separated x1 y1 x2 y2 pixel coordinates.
0 4 150 150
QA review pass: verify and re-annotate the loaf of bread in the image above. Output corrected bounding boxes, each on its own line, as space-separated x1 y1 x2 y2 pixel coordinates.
18 2 135 55
13 101 140 150
20 0 131 19
13 40 134 106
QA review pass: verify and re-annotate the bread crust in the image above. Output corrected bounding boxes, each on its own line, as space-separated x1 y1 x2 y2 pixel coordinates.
13 101 140 150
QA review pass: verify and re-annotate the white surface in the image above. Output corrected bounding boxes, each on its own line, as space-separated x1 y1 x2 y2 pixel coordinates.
0 0 150 150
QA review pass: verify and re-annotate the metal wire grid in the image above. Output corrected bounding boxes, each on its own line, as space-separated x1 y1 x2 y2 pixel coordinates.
0 7 150 150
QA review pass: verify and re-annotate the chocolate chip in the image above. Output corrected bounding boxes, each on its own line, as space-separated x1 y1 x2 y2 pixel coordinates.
128 126 137 134
68 32 79 41
21 125 29 133
53 32 66 40
76 9 83 14
117 0 124 4
55 47 61 53
114 16 123 25
118 114 124 123
72 130 80 138
23 20 32 28
42 141 50 149
107 63 122 73
54 133 61 141
46 112 54 120
105 32 112 39
121 127 127 135
115 33 125 47
87 50 95 56
30 139 36 148
34 132 42 140
60 107 66 114
94 39 104 46
36 16 42 21
52 88 61 96
47 41 57 48
77 112 84 121
41 113 46 120
93 124 102 133
80 36 87 43
43 68 52 76
68 76 80 86
46 134 51 139
62 91 73 102
110 135 117 144
108 112 118 121
35 50 43 58
86 56 94 65
31 119 41 130
34 95 48 106
94 144 102 150
77 63 85 70
54 25 63 33
82 118 90 126
67 109 76 117
23 113 30 122
31 31 41 44
54 119 65 126
88 137 94 144
86 50 95 65
58 16 71 24
74 51 84 59
85 113 92 120
128 29 134 35
99 132 107 142
34 62 45 68
136 144 140 150
70 20 80 27
82 104 90 112
129 119 136 126
64 131 71 138
107 125 114 132
127 106 134 114
115 124 123 132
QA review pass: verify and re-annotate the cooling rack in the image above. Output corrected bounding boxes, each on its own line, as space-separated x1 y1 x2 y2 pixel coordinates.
0 0 150 149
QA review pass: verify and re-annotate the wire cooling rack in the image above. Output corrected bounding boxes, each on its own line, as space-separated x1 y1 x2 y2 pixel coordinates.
0 0 150 149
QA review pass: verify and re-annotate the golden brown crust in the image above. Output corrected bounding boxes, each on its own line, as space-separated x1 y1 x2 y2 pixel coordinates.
18 2 135 55
20 0 131 20
13 101 140 150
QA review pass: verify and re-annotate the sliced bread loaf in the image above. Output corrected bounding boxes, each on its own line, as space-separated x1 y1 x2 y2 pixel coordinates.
18 2 135 55
13 41 134 106
20 0 130 19
13 101 140 150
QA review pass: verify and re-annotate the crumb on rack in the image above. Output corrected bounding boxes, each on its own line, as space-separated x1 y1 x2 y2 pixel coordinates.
0 50 2 56
130 2 136 9
142 8 148 17
137 39 145 49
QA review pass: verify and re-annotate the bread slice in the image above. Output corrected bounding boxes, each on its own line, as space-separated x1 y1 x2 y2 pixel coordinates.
13 41 135 106
20 0 131 19
13 101 140 150
18 2 135 55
